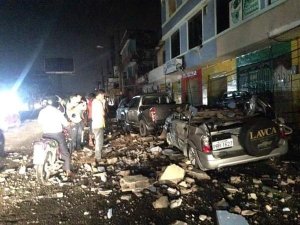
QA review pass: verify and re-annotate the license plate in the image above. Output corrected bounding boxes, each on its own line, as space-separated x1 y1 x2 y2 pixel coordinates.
212 138 233 150
33 144 46 165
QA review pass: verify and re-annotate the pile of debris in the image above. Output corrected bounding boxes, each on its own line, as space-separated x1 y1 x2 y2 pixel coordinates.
0 130 299 225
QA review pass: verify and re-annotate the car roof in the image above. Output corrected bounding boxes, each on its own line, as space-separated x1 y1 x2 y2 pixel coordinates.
133 93 169 98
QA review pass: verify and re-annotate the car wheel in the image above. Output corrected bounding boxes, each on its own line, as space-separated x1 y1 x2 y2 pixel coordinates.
36 151 53 184
239 117 280 156
139 120 148 137
121 121 130 134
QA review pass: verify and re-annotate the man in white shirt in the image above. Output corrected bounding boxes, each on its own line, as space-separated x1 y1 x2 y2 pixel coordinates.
38 97 73 177
92 90 106 162
66 94 87 151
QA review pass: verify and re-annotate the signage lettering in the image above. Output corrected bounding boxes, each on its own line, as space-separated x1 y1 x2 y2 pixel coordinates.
249 127 277 140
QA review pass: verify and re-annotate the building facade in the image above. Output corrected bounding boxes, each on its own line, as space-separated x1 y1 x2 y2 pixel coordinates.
118 29 160 97
150 0 300 125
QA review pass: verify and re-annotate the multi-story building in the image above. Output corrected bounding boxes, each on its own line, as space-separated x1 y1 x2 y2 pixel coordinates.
150 0 300 125
119 29 160 96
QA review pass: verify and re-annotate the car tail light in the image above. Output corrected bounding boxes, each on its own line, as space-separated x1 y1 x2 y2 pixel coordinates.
149 107 157 122
201 135 212 153
279 127 286 139
279 124 293 139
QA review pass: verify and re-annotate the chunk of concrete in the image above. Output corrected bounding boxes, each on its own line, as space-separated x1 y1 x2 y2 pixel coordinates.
159 164 185 184
216 210 249 225
153 196 169 209
186 169 210 180
120 175 150 192
170 220 187 225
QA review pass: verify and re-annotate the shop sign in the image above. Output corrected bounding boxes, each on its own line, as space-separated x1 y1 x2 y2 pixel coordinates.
229 0 242 27
108 78 119 83
243 0 260 19
164 58 183 74
182 70 197 78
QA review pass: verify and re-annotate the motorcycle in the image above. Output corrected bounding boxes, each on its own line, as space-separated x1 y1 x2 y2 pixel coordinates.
33 128 73 184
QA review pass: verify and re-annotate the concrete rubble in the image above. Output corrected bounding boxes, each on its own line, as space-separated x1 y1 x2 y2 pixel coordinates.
0 125 299 225
120 175 150 192
159 164 185 184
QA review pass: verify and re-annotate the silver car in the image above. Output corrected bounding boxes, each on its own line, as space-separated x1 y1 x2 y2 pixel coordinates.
116 98 130 124
166 97 292 170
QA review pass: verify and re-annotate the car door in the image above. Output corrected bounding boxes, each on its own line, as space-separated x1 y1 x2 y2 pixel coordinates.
170 118 188 151
116 98 128 121
175 120 189 150
126 97 140 125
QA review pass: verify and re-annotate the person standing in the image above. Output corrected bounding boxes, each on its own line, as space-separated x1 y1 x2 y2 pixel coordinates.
38 97 74 177
66 94 86 151
86 92 96 147
92 90 106 162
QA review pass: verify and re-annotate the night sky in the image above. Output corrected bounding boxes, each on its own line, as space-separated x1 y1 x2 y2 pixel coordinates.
0 0 161 97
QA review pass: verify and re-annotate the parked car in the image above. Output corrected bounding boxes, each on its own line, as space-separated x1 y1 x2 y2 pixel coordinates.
215 91 251 109
116 97 130 124
125 93 178 136
215 90 275 118
166 95 293 170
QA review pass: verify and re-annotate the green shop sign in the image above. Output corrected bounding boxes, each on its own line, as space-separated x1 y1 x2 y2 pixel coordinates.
243 0 260 19
237 42 291 68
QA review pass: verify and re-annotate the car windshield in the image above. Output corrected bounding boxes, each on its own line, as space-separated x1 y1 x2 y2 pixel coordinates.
119 98 128 107
142 95 170 105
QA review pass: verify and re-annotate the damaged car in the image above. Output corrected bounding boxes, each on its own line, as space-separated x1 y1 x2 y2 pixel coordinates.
166 93 293 170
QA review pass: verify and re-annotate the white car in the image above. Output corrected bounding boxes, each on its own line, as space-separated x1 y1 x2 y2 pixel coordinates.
116 98 130 123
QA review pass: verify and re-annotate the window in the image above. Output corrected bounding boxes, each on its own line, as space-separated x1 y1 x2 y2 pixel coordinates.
168 0 177 18
265 0 280 6
142 96 159 105
128 97 140 108
188 11 203 49
142 95 171 105
216 0 230 34
119 98 129 108
171 30 180 58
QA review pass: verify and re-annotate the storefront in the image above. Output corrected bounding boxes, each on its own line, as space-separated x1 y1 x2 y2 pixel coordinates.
181 69 202 106
236 41 300 124
146 61 182 103
202 59 236 105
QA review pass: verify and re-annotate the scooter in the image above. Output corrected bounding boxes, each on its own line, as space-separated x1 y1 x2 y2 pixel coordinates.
33 128 73 184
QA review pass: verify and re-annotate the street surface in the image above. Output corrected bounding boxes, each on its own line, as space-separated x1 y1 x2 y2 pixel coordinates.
0 119 299 225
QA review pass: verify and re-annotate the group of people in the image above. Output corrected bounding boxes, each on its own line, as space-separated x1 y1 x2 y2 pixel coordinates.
37 90 107 177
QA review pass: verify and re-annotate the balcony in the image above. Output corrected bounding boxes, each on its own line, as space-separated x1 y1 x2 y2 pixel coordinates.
216 0 299 57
